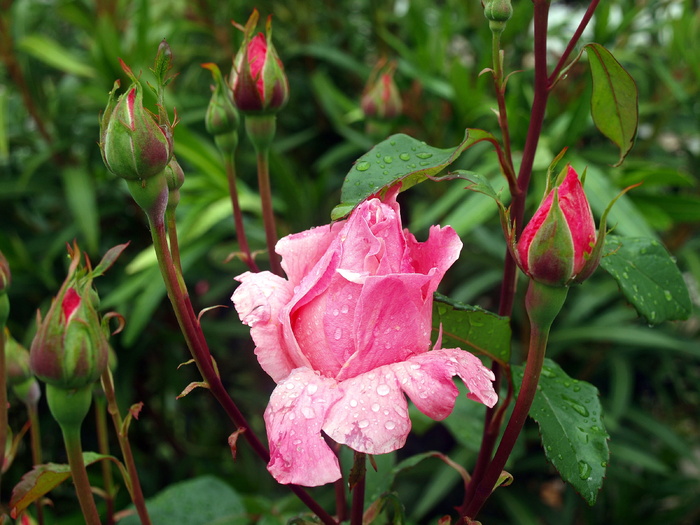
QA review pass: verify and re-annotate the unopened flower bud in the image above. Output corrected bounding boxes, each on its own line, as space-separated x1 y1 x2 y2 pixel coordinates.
4 330 32 387
484 0 513 32
164 157 185 212
361 62 402 120
99 62 173 181
30 245 109 390
516 166 599 287
203 63 240 136
231 10 289 114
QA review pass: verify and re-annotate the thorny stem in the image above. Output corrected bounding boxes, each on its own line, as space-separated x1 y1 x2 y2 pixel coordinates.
95 396 116 525
100 369 152 525
148 215 336 525
224 153 259 272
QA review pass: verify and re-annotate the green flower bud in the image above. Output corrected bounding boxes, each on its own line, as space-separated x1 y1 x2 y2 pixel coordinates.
164 156 185 212
29 245 109 390
484 0 513 32
0 250 10 293
4 329 32 387
99 61 173 181
203 63 240 136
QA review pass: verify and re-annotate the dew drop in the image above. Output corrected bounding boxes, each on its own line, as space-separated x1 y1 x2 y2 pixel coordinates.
307 383 318 394
664 290 673 301
376 384 391 396
288 412 296 420
334 328 342 340
285 382 296 390
541 366 556 378
341 304 349 314
384 155 393 163
399 153 411 161
562 395 589 417
302 406 316 419
349 399 358 408
355 161 370 171
332 309 339 316
371 403 380 412
358 419 370 429
384 420 396 430
600 461 608 468
415 152 433 159
578 460 592 480
293 439 302 445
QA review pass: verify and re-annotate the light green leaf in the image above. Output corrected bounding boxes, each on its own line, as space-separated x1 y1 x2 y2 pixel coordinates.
513 359 609 506
600 236 692 324
18 35 96 78
432 293 511 365
332 129 496 220
585 43 638 165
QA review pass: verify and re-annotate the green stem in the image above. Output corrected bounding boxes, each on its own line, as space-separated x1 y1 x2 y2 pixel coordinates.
61 423 102 525
462 281 567 519
147 215 336 525
0 327 7 495
27 401 45 525
94 396 115 525
100 369 152 525
224 152 259 273
256 150 282 276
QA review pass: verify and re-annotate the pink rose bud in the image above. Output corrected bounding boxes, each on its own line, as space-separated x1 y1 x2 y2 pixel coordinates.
231 10 289 113
30 246 109 390
361 63 402 120
233 187 497 487
99 60 173 181
516 165 599 286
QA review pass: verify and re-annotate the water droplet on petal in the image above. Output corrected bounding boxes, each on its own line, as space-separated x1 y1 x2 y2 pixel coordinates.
371 403 380 412
288 412 296 420
358 419 370 429
307 383 318 394
376 384 391 396
334 328 342 340
384 420 396 430
285 382 296 390
350 399 358 408
302 406 316 419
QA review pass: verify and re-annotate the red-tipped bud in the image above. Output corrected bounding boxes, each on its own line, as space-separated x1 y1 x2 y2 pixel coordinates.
0 251 10 293
99 66 173 181
29 244 109 390
516 166 599 286
361 64 402 120
231 10 289 114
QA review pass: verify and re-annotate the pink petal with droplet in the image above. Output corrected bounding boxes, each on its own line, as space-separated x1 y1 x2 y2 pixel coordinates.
232 271 306 382
265 368 343 486
277 222 344 286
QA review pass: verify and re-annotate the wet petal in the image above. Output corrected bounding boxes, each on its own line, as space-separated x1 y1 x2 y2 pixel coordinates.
277 222 344 286
265 368 343 486
323 369 410 454
232 271 300 382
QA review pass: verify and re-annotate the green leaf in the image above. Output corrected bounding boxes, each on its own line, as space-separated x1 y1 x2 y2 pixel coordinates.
119 476 245 525
18 35 96 78
10 452 117 517
60 167 99 254
585 43 638 166
513 359 609 506
600 236 692 324
331 129 496 220
432 293 511 365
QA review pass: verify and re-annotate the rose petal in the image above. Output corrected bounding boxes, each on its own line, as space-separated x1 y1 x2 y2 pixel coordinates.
404 225 463 279
323 369 410 454
277 222 343 286
233 271 305 382
265 368 343 486
394 349 498 418
558 167 596 274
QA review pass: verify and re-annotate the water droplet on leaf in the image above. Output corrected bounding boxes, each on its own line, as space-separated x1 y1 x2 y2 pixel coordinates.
578 460 592 480
355 161 370 171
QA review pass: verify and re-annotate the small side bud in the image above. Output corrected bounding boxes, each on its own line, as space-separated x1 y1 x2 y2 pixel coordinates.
484 0 513 32
361 61 402 120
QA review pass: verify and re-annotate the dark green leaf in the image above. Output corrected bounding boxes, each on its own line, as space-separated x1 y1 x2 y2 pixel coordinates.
600 236 691 324
332 129 496 220
119 476 245 525
60 167 99 255
585 43 638 166
432 293 511 365
513 359 609 505
18 35 96 78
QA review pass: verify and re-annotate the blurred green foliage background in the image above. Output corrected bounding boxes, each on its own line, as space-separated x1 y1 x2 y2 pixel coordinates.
1 0 699 523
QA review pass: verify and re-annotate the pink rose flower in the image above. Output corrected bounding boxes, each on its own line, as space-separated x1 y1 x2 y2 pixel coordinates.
232 188 497 487
516 165 598 286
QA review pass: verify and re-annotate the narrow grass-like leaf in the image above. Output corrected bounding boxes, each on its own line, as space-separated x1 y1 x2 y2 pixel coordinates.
600 235 691 324
18 35 96 78
513 359 609 505
432 293 511 365
585 43 638 165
